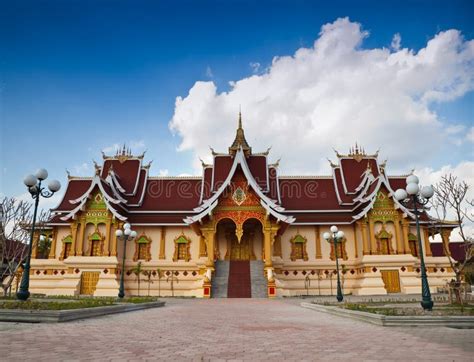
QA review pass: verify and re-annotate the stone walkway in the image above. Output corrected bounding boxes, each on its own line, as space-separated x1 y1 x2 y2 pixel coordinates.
1 298 472 361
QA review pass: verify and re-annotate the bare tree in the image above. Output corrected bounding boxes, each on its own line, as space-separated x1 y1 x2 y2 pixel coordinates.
430 174 474 304
0 196 50 296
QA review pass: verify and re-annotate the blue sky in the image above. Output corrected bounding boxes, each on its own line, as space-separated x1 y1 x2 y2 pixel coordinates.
1 0 473 203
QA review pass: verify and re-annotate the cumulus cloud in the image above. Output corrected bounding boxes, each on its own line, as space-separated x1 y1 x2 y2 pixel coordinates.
391 33 401 51
205 66 213 78
169 17 474 177
249 62 261 73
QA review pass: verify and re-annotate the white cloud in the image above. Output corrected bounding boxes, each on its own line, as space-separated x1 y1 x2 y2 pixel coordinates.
416 161 474 242
249 62 261 73
391 33 401 51
205 66 213 78
467 127 474 143
169 17 474 176
158 169 169 176
72 162 90 176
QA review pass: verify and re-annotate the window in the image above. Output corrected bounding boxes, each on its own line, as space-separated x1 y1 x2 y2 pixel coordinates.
87 230 104 257
59 235 73 261
376 227 393 255
290 234 308 261
64 242 72 259
408 233 418 257
380 238 391 255
133 235 152 261
173 234 191 261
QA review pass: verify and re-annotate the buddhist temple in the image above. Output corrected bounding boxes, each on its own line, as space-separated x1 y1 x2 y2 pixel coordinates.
29 113 456 297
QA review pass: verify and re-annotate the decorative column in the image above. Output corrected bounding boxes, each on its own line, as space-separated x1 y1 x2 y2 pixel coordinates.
394 218 404 254
360 221 369 255
104 220 111 257
70 223 78 256
352 223 358 258
423 228 433 257
199 234 207 257
159 226 166 259
263 228 272 267
402 221 410 255
76 221 85 256
31 233 39 259
202 226 215 267
440 229 451 256
48 229 58 259
110 222 118 256
368 219 376 255
315 226 322 259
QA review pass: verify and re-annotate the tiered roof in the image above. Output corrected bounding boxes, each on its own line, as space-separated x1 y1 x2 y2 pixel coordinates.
49 115 445 228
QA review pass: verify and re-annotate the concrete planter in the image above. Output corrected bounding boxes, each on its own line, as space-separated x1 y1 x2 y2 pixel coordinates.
301 302 474 328
0 301 165 323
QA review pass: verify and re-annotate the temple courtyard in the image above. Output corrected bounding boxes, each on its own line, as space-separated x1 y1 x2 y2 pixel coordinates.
1 298 472 361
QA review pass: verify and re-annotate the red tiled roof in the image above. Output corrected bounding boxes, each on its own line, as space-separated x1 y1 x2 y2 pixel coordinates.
101 158 141 194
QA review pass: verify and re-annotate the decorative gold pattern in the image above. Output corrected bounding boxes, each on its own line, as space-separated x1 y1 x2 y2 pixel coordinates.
173 234 191 262
133 234 152 261
290 234 308 261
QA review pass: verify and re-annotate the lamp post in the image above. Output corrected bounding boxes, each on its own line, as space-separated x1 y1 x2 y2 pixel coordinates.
115 223 137 299
394 174 434 311
17 169 61 301
323 226 345 302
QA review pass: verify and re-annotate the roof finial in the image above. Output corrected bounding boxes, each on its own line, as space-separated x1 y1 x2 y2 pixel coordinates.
238 105 242 129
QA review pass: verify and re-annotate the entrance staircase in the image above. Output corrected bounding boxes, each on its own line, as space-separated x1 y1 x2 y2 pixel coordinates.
211 260 230 298
250 261 268 298
211 260 268 298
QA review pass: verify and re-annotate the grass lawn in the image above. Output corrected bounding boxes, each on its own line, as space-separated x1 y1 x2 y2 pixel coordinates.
0 296 160 310
339 302 474 316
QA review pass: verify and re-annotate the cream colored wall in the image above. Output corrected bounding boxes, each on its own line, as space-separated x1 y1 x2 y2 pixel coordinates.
54 226 71 258
281 225 357 262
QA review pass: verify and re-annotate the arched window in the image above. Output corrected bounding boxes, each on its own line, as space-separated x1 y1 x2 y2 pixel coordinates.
376 227 394 255
59 235 73 261
87 229 104 257
408 233 418 257
330 238 348 261
173 234 191 261
133 234 152 261
290 234 308 261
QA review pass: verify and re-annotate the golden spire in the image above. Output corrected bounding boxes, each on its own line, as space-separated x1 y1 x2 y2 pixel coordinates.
229 111 252 157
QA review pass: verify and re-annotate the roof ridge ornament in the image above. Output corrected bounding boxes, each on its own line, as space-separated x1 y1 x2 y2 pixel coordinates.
229 111 252 157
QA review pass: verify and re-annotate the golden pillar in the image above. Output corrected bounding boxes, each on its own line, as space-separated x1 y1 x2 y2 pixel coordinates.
402 221 410 255
202 227 215 267
361 221 369 255
31 233 39 259
352 223 358 258
104 220 111 257
394 218 404 254
110 222 118 256
315 226 322 259
76 221 85 256
263 223 278 268
48 229 58 259
70 223 78 256
423 228 432 257
368 219 376 255
440 229 451 256
159 226 166 259
199 234 207 257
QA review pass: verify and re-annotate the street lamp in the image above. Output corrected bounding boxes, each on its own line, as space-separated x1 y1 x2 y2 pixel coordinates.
17 169 61 301
395 174 434 311
323 226 345 302
115 223 137 299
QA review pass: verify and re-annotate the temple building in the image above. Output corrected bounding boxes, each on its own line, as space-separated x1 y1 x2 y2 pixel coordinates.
29 114 456 297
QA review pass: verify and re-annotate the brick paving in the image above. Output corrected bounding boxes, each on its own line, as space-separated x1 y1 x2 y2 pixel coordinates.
1 298 473 361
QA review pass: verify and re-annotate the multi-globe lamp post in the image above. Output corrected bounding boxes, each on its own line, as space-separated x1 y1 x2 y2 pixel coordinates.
115 223 137 299
323 226 345 302
394 174 434 311
17 169 61 301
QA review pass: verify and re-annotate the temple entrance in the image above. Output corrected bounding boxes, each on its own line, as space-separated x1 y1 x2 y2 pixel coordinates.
213 218 266 298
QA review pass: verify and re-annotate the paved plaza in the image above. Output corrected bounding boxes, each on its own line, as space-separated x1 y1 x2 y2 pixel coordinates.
1 298 472 361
